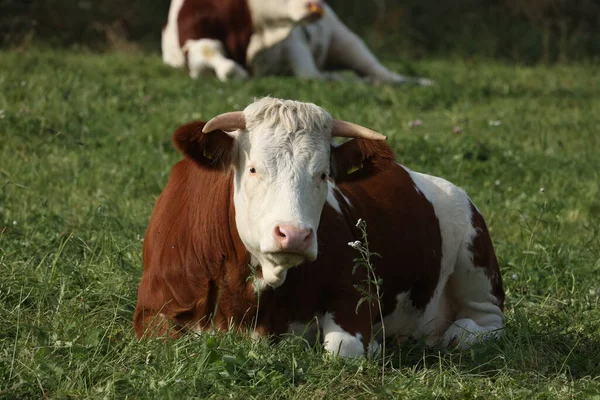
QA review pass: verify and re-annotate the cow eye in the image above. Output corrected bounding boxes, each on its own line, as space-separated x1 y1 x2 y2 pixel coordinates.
249 167 257 174
320 173 327 180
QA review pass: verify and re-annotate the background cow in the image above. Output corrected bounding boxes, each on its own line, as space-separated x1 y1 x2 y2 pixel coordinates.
162 0 432 84
134 98 504 356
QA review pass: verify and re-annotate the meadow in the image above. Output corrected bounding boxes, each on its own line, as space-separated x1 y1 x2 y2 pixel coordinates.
0 50 599 399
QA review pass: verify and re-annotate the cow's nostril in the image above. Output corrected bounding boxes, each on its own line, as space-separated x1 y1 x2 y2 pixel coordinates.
302 228 314 243
274 225 287 239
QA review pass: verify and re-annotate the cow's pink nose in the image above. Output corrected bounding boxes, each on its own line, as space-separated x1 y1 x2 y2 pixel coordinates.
273 225 314 253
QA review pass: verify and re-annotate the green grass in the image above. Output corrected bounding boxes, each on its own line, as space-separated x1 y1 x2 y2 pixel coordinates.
1 50 599 399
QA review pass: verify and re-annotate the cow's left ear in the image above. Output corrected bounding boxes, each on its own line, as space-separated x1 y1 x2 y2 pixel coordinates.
330 138 396 183
172 121 236 171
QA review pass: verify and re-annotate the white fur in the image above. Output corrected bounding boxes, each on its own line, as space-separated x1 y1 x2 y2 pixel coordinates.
246 0 318 27
229 98 333 288
162 0 185 68
183 39 248 81
247 4 433 84
321 313 365 357
326 180 343 215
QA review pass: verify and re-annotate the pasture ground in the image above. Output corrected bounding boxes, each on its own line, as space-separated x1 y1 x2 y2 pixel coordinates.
0 50 599 399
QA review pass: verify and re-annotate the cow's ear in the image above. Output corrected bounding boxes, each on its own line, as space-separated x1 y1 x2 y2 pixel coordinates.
330 138 396 183
172 121 236 170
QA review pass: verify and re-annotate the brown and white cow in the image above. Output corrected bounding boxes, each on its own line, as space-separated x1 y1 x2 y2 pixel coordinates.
134 98 504 356
162 0 432 84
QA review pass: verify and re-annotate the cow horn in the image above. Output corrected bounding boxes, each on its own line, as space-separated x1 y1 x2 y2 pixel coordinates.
331 120 386 141
202 112 246 133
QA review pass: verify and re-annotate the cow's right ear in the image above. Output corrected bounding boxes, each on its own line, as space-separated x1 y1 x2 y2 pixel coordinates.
172 121 236 170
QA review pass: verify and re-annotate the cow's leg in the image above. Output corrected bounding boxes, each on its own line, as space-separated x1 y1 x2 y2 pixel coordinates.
441 205 504 349
161 0 185 68
320 297 375 357
324 10 432 86
320 313 367 357
284 29 329 79
183 39 248 82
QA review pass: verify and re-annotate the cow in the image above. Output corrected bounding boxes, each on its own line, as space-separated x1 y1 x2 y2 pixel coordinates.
161 0 432 85
134 97 504 357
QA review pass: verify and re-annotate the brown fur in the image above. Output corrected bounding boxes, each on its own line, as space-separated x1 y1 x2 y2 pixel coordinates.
177 0 253 67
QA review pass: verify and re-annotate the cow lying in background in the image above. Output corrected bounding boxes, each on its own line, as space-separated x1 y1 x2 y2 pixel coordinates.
162 0 432 85
134 98 504 356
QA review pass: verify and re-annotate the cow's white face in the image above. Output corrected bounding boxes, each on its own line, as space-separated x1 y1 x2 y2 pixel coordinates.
174 98 386 289
231 99 332 287
247 0 326 26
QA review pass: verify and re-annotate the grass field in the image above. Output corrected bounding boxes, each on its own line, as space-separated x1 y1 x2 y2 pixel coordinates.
1 50 599 399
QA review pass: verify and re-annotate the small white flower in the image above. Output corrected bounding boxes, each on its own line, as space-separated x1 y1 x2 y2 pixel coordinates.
12 220 17 225
512 274 518 280
539 187 545 193
347 241 361 249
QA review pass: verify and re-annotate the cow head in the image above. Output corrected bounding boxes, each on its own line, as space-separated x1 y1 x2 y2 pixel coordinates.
173 98 386 288
247 0 326 26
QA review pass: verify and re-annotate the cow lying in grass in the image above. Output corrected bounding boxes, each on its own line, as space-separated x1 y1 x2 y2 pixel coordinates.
162 0 432 85
134 98 504 356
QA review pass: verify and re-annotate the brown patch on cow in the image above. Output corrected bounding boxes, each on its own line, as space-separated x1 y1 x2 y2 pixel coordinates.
335 158 442 315
177 0 254 67
172 120 235 171
469 202 505 309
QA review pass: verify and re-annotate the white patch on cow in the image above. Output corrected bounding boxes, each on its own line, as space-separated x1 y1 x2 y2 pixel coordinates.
390 164 503 347
231 98 333 288
162 0 185 68
183 39 248 82
326 180 343 215
320 313 364 357
247 0 322 28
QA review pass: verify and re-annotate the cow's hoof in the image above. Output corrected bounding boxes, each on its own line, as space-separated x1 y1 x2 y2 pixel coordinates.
217 63 249 82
